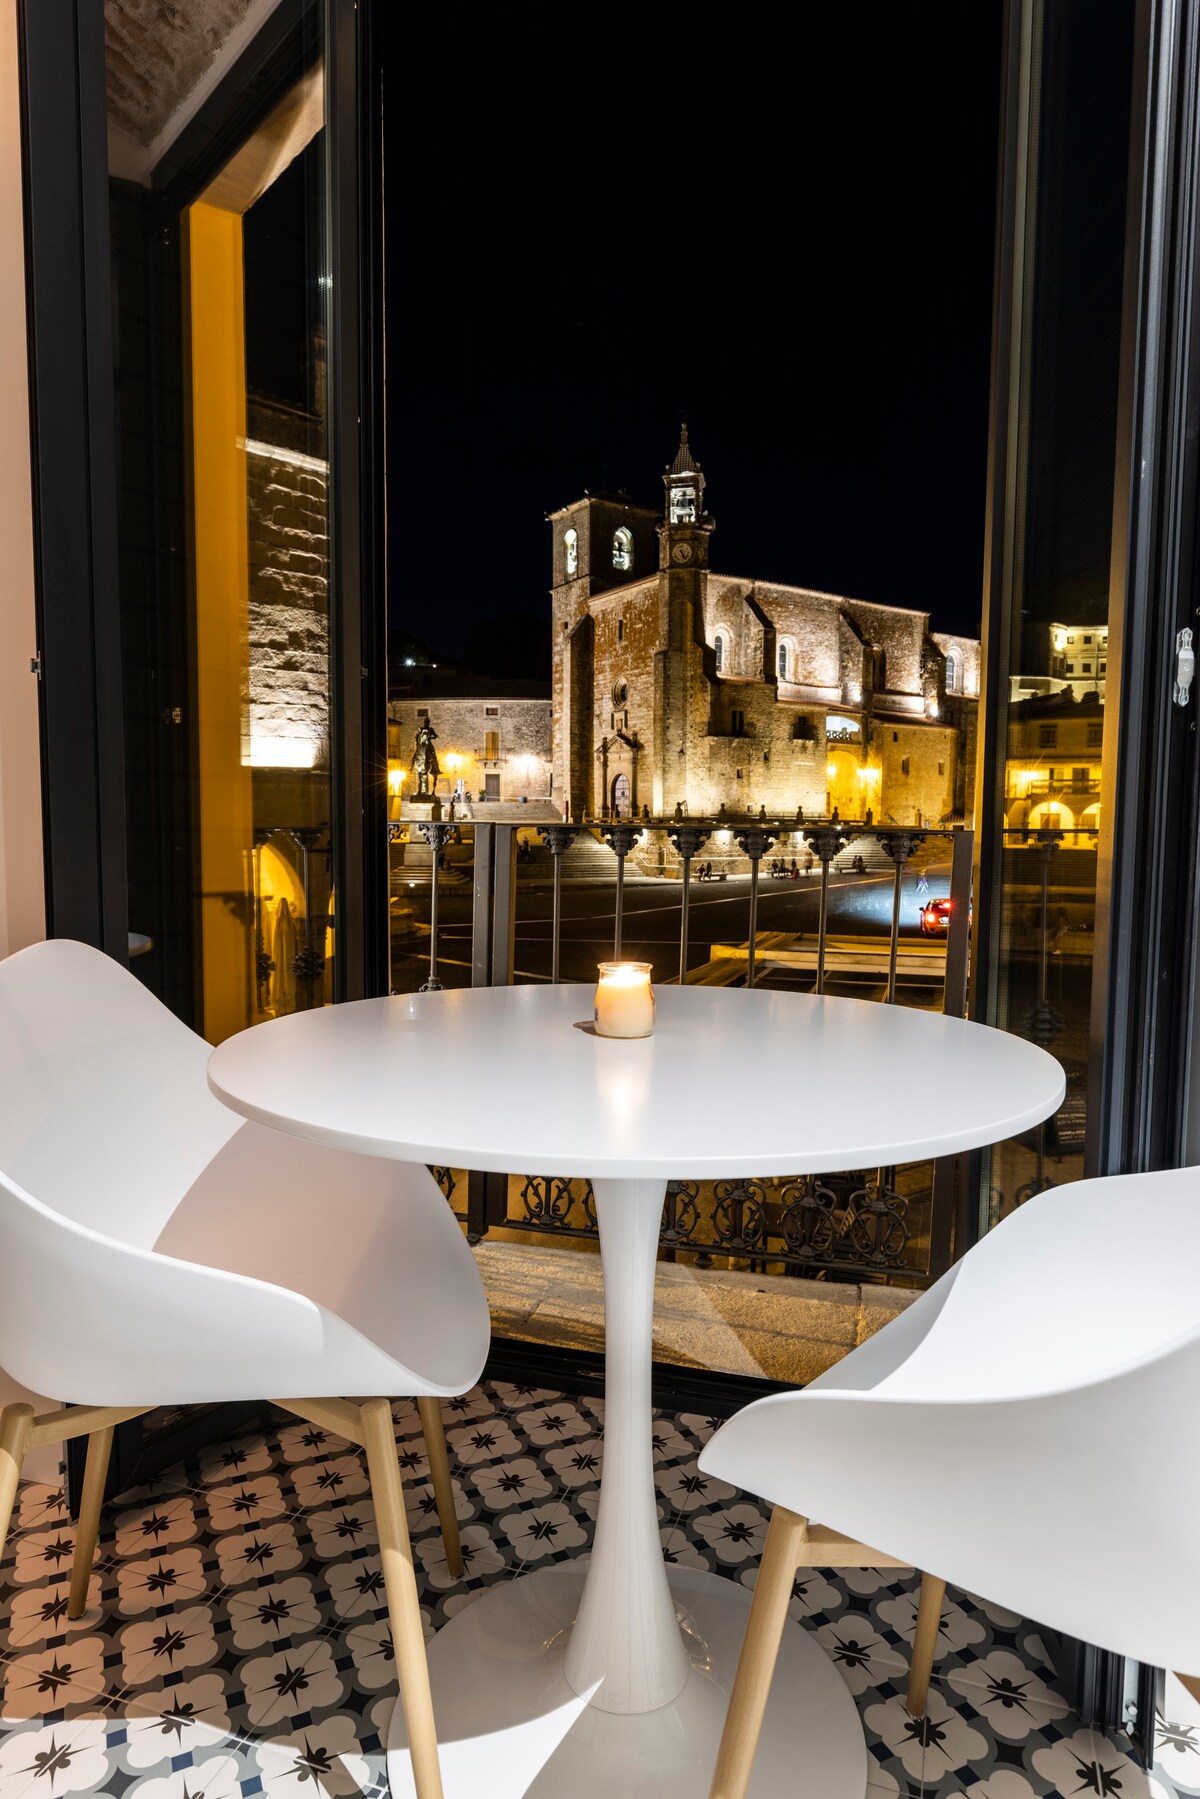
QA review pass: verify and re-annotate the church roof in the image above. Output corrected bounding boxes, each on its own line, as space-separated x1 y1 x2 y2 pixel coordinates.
668 424 700 477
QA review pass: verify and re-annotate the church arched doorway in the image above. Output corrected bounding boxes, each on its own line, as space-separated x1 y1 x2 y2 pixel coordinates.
611 772 631 818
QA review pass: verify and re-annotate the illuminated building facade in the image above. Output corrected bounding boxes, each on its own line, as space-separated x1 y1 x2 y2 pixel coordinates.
1004 688 1105 835
550 430 980 825
388 679 553 808
1049 620 1109 696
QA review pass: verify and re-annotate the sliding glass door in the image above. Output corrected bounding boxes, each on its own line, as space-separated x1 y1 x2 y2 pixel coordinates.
105 0 383 1041
978 0 1200 1743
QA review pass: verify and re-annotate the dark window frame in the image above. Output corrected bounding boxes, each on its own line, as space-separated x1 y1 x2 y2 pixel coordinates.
18 0 386 1005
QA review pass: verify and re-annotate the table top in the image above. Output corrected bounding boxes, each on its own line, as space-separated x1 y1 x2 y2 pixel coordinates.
207 985 1065 1181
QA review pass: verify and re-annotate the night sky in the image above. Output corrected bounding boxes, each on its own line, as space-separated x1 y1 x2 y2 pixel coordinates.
380 9 1003 674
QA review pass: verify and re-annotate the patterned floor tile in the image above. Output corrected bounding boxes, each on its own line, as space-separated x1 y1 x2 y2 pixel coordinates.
0 1381 1175 1798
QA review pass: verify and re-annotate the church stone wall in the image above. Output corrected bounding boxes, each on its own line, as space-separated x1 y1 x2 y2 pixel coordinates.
933 632 981 698
877 720 959 827
246 436 329 772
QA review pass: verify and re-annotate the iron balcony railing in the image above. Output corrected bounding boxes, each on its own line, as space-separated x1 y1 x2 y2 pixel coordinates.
387 812 995 1286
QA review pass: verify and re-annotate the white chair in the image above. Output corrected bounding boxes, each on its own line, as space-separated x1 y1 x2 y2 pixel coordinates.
699 1168 1200 1799
0 938 491 1799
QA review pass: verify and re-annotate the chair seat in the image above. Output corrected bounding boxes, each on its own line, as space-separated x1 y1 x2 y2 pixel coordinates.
155 1121 490 1399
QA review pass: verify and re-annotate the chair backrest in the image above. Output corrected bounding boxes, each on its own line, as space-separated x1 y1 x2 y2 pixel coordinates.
866 1167 1200 1401
0 940 323 1403
702 1168 1200 1672
0 939 242 1244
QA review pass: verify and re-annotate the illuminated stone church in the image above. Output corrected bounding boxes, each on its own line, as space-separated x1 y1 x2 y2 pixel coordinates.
549 429 979 826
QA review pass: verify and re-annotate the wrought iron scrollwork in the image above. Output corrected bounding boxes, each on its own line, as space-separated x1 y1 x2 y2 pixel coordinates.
500 1166 924 1276
517 1176 597 1234
430 1166 456 1203
778 1175 842 1263
660 1180 701 1251
842 1175 909 1267
711 1180 769 1258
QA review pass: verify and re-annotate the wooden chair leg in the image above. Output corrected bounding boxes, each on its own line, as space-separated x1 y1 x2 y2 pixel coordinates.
417 1396 463 1579
709 1507 810 1799
361 1396 443 1799
907 1572 946 1717
68 1427 114 1620
0 1404 35 1570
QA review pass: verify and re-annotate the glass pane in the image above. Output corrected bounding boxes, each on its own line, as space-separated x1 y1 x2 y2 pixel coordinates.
107 6 332 1041
984 0 1135 1219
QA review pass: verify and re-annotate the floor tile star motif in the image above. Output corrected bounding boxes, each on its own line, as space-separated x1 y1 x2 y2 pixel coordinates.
946 1646 1070 1741
241 1636 345 1730
113 1496 199 1561
0 1715 113 1796
118 1603 220 1686
468 1454 552 1510
692 1501 767 1565
253 1713 376 1796
2 1636 109 1719
122 1670 233 1769
543 1441 602 1488
1031 1725 1155 1795
114 1545 209 1617
498 1503 587 1565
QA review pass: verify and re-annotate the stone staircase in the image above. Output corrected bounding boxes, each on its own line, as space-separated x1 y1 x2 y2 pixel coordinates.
519 828 655 883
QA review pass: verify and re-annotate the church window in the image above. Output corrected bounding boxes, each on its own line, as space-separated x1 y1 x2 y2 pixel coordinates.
714 629 729 673
945 652 958 691
731 708 746 736
613 527 633 572
901 757 910 776
670 484 697 523
617 619 624 643
564 527 578 576
612 678 629 707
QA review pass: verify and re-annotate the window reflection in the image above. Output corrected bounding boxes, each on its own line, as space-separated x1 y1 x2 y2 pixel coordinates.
984 0 1134 1222
107 10 332 1042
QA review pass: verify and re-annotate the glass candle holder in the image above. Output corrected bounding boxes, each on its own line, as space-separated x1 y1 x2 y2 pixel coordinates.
594 961 655 1039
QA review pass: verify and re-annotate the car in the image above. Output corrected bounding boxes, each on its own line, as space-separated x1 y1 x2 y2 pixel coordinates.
920 897 953 936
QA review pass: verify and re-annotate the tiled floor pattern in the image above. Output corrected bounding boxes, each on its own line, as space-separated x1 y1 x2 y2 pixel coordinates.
0 1381 1191 1797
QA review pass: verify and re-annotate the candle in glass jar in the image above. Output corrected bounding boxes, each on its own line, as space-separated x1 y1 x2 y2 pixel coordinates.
594 961 655 1038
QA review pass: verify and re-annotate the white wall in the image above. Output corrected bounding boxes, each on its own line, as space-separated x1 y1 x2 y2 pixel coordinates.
0 0 57 1479
0 0 45 962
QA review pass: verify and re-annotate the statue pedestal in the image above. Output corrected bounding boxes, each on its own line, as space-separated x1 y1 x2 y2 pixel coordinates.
400 797 442 822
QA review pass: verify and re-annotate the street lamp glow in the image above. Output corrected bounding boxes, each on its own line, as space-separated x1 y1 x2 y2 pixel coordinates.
387 766 407 795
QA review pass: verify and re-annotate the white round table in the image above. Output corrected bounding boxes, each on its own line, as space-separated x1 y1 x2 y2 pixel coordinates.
208 984 1064 1799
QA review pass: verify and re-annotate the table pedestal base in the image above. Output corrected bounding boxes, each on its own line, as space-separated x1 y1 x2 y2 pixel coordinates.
386 1564 868 1798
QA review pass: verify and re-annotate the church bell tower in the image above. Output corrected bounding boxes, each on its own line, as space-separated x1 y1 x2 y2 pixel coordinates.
656 426 715 816
659 424 714 570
